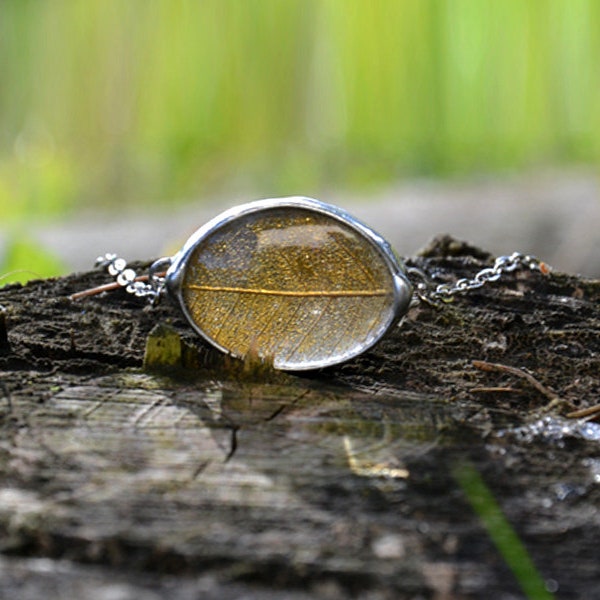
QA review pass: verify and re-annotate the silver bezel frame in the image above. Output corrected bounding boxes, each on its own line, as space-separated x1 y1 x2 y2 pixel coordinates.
166 196 413 370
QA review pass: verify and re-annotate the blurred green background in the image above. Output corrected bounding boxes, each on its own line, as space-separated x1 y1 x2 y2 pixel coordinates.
1 0 599 281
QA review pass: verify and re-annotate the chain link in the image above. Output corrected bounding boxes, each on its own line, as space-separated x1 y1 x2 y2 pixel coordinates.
412 252 549 303
95 253 168 302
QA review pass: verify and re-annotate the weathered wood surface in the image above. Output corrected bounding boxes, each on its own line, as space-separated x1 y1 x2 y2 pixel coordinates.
0 237 599 599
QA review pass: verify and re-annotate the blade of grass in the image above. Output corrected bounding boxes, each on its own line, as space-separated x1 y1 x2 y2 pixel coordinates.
452 461 555 600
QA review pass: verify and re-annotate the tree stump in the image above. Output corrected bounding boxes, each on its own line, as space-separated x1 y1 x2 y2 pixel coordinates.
0 237 598 599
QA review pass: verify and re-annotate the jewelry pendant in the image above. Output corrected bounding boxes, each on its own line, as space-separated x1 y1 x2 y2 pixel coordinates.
163 197 413 370
84 196 548 371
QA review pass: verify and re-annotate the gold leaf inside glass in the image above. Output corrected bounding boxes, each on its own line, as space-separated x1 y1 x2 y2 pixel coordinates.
180 207 397 369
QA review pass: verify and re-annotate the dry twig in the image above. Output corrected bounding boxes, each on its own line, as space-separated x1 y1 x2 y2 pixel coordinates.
70 272 167 301
566 403 600 420
472 360 560 403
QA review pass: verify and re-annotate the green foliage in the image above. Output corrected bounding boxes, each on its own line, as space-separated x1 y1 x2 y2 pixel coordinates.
0 236 65 286
1 0 599 220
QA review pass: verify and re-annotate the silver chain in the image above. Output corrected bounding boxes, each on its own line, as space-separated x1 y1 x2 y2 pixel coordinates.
96 251 548 306
95 254 169 302
411 252 548 303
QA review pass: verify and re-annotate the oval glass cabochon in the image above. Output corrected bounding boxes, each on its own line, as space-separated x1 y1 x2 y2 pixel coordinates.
166 197 412 370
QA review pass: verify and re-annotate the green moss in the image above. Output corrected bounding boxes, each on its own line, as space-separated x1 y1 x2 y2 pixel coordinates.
143 324 184 371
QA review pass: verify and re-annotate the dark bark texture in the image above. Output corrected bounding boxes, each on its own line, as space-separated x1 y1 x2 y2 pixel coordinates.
0 237 599 599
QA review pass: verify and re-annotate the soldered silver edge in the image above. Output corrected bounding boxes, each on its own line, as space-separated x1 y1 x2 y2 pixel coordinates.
165 196 413 370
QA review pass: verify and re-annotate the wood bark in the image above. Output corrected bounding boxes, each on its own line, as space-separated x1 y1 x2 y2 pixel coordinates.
0 236 599 599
